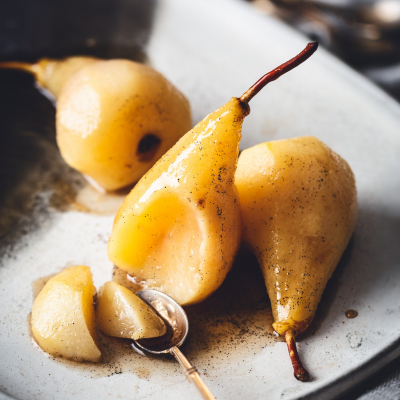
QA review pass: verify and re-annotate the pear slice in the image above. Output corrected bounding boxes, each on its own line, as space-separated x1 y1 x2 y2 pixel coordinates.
31 265 101 362
96 281 166 340
108 43 319 306
235 136 358 380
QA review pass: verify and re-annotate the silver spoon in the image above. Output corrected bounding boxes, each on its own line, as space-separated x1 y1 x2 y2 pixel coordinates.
131 289 215 400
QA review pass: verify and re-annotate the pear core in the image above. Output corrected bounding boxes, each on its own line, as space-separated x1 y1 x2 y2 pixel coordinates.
109 194 203 303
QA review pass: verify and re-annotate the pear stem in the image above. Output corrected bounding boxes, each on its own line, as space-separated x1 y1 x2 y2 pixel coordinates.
285 329 310 382
0 61 39 76
240 42 318 104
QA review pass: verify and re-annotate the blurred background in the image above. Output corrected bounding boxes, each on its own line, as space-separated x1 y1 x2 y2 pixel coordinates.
2 0 400 99
247 0 400 101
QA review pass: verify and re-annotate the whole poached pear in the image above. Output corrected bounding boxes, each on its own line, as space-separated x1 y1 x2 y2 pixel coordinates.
0 57 192 191
108 44 318 306
235 136 358 380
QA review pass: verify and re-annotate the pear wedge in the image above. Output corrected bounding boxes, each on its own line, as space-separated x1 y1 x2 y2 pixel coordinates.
31 265 101 362
96 281 166 340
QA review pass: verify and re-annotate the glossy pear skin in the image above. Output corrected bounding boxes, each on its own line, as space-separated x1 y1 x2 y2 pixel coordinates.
31 266 101 362
56 59 192 191
108 98 248 305
235 136 357 336
96 281 166 340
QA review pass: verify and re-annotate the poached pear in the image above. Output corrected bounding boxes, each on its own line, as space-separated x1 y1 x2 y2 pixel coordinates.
0 57 191 191
108 96 247 305
108 43 318 306
235 136 358 380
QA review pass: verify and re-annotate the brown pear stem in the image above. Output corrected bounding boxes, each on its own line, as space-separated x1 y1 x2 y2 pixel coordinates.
0 61 39 76
240 42 318 104
285 329 310 382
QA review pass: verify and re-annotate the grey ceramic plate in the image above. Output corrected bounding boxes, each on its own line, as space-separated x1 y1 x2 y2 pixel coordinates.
1 0 400 399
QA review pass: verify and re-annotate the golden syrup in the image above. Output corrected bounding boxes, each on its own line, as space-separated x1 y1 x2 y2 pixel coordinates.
345 309 358 319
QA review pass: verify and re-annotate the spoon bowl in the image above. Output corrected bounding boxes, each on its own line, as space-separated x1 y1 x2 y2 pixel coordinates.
131 289 188 354
130 289 215 400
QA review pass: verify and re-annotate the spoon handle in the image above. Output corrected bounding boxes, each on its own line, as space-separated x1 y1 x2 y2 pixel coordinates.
171 347 216 400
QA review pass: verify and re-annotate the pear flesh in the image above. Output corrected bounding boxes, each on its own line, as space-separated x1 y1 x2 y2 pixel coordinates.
31 265 101 362
235 136 358 336
108 98 249 305
96 281 166 340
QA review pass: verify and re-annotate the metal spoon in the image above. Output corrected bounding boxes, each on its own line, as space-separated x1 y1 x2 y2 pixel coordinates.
131 289 215 400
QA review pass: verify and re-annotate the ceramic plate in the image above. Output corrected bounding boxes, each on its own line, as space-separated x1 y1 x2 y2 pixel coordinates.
1 0 400 399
